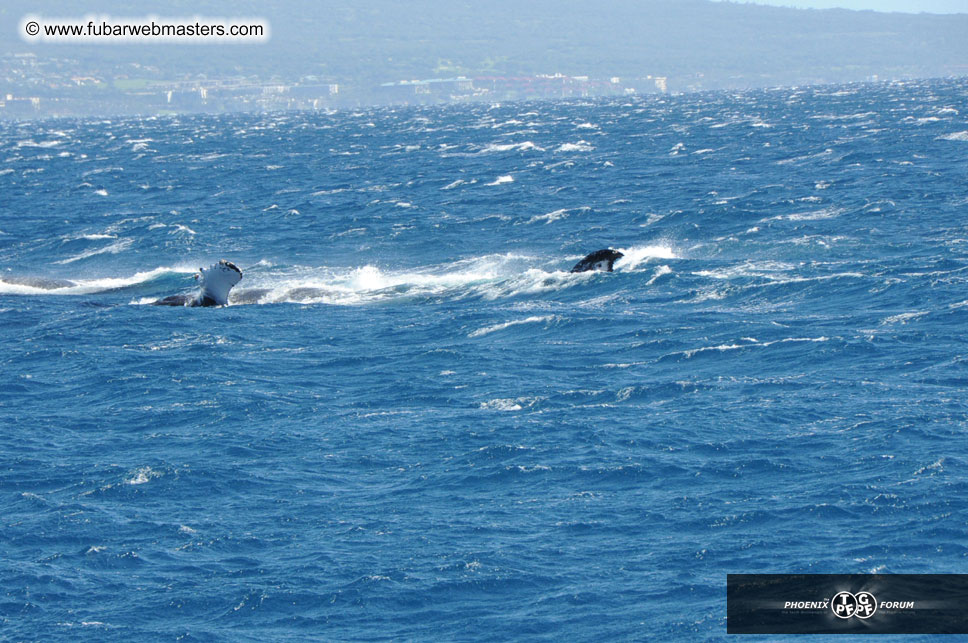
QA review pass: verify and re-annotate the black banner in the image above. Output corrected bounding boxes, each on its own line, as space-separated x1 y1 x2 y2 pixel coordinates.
727 574 968 634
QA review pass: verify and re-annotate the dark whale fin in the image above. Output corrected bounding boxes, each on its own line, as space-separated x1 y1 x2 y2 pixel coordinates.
570 249 624 273
152 294 195 307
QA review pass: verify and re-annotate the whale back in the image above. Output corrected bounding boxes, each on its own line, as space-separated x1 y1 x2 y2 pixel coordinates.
570 249 624 273
197 260 243 306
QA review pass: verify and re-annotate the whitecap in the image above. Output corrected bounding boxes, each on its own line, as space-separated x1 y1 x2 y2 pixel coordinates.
54 238 132 264
1 265 192 296
938 131 968 142
480 398 526 411
477 141 543 154
682 343 750 358
125 466 162 485
764 207 842 222
613 245 679 270
527 209 569 224
469 315 555 338
16 139 61 148
678 336 828 359
555 141 594 153
647 265 673 285
881 311 929 325
486 175 514 186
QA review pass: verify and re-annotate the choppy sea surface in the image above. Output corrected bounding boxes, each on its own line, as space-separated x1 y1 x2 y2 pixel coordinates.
2 78 968 641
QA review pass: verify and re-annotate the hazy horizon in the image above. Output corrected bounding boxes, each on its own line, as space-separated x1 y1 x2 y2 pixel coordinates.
715 0 968 13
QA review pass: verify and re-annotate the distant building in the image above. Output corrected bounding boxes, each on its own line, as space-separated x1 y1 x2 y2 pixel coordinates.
0 94 41 117
377 77 478 103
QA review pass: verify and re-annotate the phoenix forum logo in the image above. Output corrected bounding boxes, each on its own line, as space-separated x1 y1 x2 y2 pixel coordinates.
831 591 877 619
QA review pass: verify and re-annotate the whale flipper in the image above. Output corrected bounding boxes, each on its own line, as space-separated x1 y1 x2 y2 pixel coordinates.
152 260 242 307
570 249 624 273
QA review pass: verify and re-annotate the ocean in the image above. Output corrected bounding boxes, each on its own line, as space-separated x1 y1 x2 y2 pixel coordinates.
2 78 967 640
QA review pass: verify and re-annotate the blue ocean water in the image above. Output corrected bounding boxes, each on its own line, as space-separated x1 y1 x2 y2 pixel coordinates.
2 78 968 640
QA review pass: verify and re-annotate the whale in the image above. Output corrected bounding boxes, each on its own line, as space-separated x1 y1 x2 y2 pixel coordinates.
570 249 624 273
152 260 242 307
0 275 77 290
